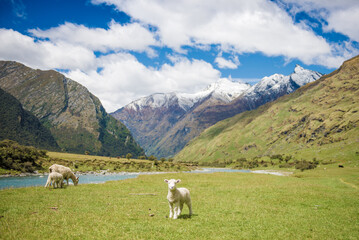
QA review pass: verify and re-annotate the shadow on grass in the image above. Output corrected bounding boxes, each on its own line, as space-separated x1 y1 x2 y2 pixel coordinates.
178 213 198 219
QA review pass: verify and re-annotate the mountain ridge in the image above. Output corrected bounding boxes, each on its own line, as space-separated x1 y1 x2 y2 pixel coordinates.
112 65 322 157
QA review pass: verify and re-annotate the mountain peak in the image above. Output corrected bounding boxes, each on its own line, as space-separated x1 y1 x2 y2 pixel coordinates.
294 64 305 73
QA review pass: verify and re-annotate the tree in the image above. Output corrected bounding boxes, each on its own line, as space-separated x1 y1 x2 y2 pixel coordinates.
126 153 132 160
148 155 157 161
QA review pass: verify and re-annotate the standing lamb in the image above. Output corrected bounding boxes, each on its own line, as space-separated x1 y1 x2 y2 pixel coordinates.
45 172 64 188
164 179 192 219
49 164 79 186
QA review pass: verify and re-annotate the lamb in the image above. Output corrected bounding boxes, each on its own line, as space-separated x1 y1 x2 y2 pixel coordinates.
45 172 64 188
164 179 192 219
49 164 79 186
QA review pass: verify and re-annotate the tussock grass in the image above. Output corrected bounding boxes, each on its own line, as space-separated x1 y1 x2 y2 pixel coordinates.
0 167 358 239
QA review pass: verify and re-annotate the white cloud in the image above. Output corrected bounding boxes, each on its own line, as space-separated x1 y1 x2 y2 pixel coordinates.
215 53 240 69
66 53 221 112
29 21 158 54
326 7 359 42
91 0 350 68
280 0 359 42
0 28 96 70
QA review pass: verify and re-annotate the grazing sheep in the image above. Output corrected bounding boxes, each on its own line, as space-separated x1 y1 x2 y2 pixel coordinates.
49 164 79 186
164 179 192 219
45 172 64 188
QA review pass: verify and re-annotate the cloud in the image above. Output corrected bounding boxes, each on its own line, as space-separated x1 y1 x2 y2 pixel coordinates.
215 53 240 69
66 53 221 112
29 21 158 54
279 0 359 42
0 29 96 70
325 6 359 42
91 0 351 68
11 0 27 19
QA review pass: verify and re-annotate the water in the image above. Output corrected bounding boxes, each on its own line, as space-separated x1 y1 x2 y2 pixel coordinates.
0 168 250 190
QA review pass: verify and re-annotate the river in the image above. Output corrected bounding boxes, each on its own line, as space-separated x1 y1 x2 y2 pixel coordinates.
0 168 251 190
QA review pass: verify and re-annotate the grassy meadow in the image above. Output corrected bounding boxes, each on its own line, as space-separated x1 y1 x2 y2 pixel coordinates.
45 151 189 173
0 164 358 239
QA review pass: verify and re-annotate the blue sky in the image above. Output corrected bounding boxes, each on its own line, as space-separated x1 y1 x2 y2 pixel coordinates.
1 0 358 111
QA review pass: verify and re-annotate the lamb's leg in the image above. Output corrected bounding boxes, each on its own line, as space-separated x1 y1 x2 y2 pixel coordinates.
187 199 192 216
66 178 69 186
168 202 174 219
173 202 179 219
45 176 51 188
178 202 183 216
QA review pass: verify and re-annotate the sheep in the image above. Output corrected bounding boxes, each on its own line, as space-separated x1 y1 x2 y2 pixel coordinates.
164 179 192 219
45 172 64 188
49 164 79 186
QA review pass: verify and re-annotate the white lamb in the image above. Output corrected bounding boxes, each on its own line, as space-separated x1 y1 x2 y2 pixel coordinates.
49 164 79 186
164 179 192 219
45 172 64 188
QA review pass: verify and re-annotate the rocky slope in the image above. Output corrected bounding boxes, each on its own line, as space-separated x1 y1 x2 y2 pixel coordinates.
113 66 321 158
111 79 251 157
0 61 144 157
0 87 59 150
175 55 359 163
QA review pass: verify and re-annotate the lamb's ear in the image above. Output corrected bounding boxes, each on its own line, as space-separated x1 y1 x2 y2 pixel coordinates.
176 179 181 183
164 179 169 183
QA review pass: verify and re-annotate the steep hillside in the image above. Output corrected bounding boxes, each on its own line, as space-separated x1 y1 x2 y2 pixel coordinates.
0 88 59 150
0 61 144 157
114 65 320 158
175 56 359 163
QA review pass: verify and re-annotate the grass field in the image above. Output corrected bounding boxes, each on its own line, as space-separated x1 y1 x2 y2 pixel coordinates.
42 151 189 173
0 164 358 239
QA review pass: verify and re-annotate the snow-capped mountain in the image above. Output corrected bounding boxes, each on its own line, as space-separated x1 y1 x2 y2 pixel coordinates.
111 65 322 158
245 65 322 99
243 65 322 108
126 78 251 112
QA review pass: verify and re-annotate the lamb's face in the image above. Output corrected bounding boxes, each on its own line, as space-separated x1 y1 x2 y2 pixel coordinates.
74 177 79 186
164 179 181 191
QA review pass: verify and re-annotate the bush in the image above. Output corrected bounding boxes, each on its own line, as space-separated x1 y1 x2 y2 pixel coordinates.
0 140 46 172
295 160 318 171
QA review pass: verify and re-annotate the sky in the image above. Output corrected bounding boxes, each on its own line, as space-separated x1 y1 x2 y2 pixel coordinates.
0 0 358 112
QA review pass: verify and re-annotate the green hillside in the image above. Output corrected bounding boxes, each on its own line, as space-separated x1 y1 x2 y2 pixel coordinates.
175 55 359 164
0 88 59 151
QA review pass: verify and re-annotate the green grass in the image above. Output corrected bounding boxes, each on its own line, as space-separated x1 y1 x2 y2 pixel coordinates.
44 151 189 173
1 166 358 239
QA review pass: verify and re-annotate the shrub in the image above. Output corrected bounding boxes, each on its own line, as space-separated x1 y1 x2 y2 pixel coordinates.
295 160 318 171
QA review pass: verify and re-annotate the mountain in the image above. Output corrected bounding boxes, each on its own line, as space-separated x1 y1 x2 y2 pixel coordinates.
175 55 359 164
112 79 250 157
112 66 321 158
0 87 59 150
0 61 144 157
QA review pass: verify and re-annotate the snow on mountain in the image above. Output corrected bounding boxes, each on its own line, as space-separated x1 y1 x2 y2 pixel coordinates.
244 65 322 99
123 65 321 113
126 78 251 112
